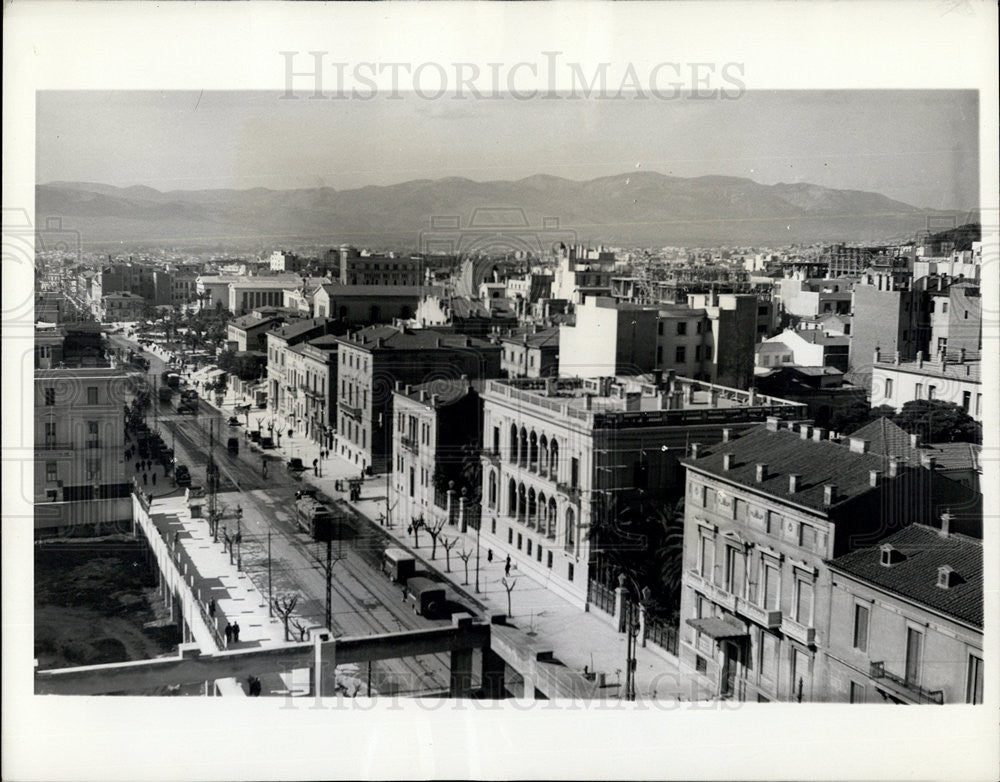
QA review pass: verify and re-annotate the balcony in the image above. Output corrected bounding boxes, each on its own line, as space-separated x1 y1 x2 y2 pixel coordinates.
341 402 363 421
869 662 944 705
556 481 582 504
38 441 74 452
482 449 502 467
400 435 419 455
735 597 782 629
780 616 817 646
684 569 737 613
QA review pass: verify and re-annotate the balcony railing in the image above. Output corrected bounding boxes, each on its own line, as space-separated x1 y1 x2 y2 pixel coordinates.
870 662 944 705
400 435 419 454
684 569 737 613
735 597 782 629
780 616 817 646
38 441 74 451
341 402 363 421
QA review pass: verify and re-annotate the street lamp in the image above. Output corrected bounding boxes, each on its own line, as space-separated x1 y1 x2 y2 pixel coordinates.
618 573 652 702
236 505 243 571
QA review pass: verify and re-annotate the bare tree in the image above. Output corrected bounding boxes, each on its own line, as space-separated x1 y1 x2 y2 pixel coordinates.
409 515 425 548
290 618 310 642
272 594 299 642
440 536 458 572
457 546 473 585
501 577 517 619
426 518 447 560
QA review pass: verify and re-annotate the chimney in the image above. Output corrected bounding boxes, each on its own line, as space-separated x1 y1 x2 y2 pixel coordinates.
848 437 869 454
419 389 427 402
755 463 768 482
690 442 701 459
909 433 919 449
395 380 403 391
799 424 812 440
939 511 952 538
765 416 780 432
435 336 442 347
916 350 924 368
721 428 732 443
375 337 384 349
888 456 900 478
873 346 881 364
823 484 837 506
959 347 966 363
788 474 801 494
869 470 882 488
404 384 412 395
893 350 900 365
921 454 937 471
431 393 439 406
812 427 826 442
723 453 734 471
748 388 757 405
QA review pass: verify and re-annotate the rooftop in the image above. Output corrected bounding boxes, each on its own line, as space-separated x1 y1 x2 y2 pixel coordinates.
848 418 919 463
270 317 335 342
875 357 981 383
395 379 482 408
501 326 560 348
827 524 982 628
229 313 283 330
337 325 496 352
319 283 441 297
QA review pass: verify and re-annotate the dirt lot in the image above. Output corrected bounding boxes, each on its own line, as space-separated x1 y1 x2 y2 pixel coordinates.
35 538 181 671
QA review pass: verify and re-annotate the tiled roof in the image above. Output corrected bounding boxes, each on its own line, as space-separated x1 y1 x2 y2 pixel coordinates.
848 417 919 462
827 524 982 628
502 327 560 348
338 326 496 352
923 442 981 472
396 379 480 407
271 318 334 341
875 358 981 383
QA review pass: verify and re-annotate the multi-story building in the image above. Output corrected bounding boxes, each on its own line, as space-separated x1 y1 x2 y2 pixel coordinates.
227 312 287 352
100 292 145 322
925 279 981 358
390 380 483 529
552 246 616 304
339 251 423 286
848 273 923 373
228 278 304 315
676 419 980 702
477 375 805 609
265 318 340 433
35 367 138 534
169 272 199 307
869 347 982 423
755 329 850 373
824 522 982 704
269 250 306 273
311 283 429 324
284 335 339 446
334 326 502 473
776 275 853 320
500 327 559 379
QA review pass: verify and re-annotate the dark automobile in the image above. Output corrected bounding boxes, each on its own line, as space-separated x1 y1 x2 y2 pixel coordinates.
227 437 239 455
287 457 305 472
228 416 241 427
260 436 275 449
175 464 191 487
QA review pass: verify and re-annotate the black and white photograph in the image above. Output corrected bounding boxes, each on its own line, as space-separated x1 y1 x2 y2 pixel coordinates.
3 3 998 780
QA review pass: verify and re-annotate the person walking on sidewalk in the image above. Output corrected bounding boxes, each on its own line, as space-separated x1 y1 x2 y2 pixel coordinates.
402 585 408 603
224 622 233 646
232 621 241 642
209 598 216 618
504 556 511 577
487 549 493 563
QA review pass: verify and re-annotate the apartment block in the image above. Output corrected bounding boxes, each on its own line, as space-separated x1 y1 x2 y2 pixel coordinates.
870 348 982 422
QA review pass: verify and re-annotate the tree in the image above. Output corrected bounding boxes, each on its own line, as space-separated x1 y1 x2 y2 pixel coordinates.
409 515 425 548
893 399 981 444
425 518 447 560
457 546 473 585
272 594 299 642
441 536 458 573
829 394 895 434
290 618 310 642
501 577 517 618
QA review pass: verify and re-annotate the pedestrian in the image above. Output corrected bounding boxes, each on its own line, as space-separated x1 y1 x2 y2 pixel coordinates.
224 622 233 645
209 598 216 617
173 531 179 547
402 585 408 603
487 549 493 563
135 461 141 473
505 556 511 577
152 473 157 486
232 621 240 642
142 472 148 485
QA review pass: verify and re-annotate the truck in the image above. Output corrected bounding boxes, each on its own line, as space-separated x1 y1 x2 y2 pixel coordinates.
294 492 335 541
158 387 174 404
174 389 198 415
382 547 416 584
405 577 446 618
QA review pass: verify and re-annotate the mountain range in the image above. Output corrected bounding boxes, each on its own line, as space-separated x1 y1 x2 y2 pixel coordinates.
35 173 969 252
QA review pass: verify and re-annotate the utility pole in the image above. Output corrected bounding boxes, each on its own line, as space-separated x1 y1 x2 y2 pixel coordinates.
208 419 219 542
268 530 273 616
325 537 333 631
475 516 481 593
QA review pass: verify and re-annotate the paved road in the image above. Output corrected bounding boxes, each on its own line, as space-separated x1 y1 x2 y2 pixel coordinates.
116 335 468 696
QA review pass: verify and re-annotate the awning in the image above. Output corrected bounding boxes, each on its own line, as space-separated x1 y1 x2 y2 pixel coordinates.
686 616 749 640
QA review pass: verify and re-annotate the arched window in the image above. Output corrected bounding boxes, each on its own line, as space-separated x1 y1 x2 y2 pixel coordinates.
564 507 576 552
517 483 527 522
547 498 557 538
509 424 519 463
539 435 549 476
538 491 547 530
549 438 559 477
488 470 497 509
527 487 537 528
529 431 538 471
519 427 528 467
508 478 517 516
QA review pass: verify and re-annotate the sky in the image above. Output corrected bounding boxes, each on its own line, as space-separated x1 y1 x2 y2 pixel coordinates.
36 90 979 211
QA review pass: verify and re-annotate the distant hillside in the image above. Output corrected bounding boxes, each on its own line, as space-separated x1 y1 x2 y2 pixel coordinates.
923 223 981 251
36 173 970 251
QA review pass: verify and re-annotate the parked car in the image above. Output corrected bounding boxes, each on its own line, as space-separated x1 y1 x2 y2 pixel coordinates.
287 457 305 472
175 464 191 487
260 436 275 449
227 416 241 427
227 437 239 455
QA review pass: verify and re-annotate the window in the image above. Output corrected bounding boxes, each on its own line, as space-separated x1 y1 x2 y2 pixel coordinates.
794 578 813 626
962 391 971 412
850 682 866 704
547 551 553 569
976 394 982 416
927 385 936 400
905 627 923 685
885 378 893 398
86 421 99 449
44 387 55 406
941 302 948 313
517 533 522 550
915 383 923 399
699 534 715 579
45 462 57 483
657 322 664 336
409 467 415 497
526 540 532 556
760 632 778 683
853 604 869 652
762 563 779 609
656 346 663 364
508 527 513 544
567 563 574 581
675 346 686 363
677 321 687 336
86 386 99 405
86 458 100 480
791 648 810 702
725 546 745 597
967 655 984 704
